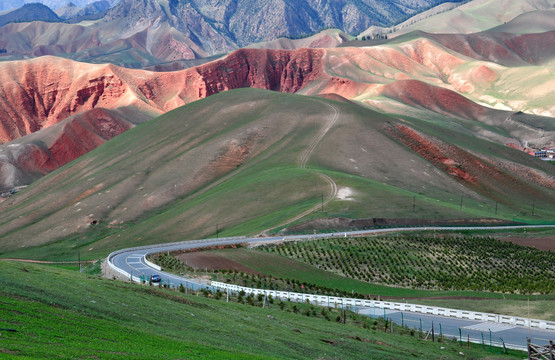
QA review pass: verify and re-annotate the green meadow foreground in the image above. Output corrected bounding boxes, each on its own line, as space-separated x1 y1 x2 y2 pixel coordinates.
0 260 528 359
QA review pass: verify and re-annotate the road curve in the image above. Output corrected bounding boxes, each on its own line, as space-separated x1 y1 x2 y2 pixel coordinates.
108 224 555 350
110 224 555 285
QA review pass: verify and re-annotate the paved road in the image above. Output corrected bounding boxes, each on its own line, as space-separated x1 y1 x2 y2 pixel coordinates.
360 308 554 351
109 225 555 350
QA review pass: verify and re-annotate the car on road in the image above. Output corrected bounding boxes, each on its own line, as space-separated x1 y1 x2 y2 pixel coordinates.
150 274 161 283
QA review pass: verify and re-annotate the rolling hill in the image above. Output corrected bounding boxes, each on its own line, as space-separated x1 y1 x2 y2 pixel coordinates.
359 0 555 38
0 88 553 261
0 0 553 261
1 20 555 191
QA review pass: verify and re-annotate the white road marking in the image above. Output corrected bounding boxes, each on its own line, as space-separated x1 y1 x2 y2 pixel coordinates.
463 322 515 332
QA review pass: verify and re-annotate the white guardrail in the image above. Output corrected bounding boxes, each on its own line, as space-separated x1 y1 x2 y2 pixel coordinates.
107 249 142 283
143 256 162 271
211 281 555 331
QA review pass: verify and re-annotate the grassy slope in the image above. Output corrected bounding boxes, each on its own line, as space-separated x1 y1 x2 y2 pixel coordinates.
0 89 553 261
0 261 523 359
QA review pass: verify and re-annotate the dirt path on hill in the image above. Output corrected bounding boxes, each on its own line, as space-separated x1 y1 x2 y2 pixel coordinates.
261 101 340 234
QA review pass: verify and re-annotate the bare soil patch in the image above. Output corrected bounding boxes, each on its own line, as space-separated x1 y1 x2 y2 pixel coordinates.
497 236 555 252
175 252 261 274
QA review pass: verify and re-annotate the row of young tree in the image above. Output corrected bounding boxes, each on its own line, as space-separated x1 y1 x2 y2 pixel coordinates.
260 236 555 294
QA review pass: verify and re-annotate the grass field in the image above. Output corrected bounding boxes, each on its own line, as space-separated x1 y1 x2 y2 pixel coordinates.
0 260 525 359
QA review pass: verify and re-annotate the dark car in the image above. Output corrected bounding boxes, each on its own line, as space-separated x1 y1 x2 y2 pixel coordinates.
150 274 161 283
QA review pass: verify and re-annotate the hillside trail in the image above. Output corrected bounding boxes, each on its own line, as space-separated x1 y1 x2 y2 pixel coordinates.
259 100 339 235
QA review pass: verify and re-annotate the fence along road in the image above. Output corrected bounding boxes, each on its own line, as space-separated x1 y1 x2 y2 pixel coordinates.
108 225 555 350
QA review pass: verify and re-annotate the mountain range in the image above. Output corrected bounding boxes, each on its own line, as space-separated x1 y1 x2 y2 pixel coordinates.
54 0 110 21
1 88 553 256
0 2 60 26
0 0 114 11
0 0 466 67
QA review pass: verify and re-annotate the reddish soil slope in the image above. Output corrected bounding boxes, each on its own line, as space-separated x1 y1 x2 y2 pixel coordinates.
379 79 489 120
388 125 549 204
1 40 553 189
427 31 555 66
0 48 324 144
0 48 325 188
0 109 132 190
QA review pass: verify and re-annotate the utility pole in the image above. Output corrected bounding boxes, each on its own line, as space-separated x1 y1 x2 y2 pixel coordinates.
78 249 81 273
413 196 416 213
495 201 498 215
216 223 219 238
460 195 463 210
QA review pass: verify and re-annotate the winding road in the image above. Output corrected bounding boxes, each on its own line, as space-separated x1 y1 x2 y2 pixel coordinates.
109 224 555 351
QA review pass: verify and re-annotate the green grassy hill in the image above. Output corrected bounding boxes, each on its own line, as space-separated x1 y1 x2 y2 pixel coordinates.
0 88 553 261
0 260 526 359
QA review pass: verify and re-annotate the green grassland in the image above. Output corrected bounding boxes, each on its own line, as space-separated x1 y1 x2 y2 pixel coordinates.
0 260 524 359
1 89 553 262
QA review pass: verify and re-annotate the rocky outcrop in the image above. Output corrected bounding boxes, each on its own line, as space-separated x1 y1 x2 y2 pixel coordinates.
0 58 131 143
193 48 325 97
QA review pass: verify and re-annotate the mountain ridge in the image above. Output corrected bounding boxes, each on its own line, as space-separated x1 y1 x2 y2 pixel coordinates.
0 0 466 67
0 2 60 26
